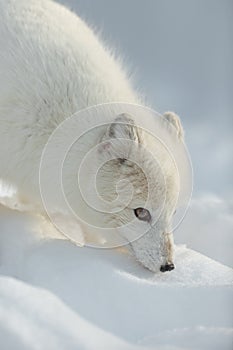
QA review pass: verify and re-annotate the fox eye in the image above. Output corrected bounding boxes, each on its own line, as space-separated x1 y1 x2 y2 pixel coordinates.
134 208 151 222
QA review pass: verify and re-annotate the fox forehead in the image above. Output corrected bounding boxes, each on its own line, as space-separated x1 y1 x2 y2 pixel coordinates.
98 156 170 213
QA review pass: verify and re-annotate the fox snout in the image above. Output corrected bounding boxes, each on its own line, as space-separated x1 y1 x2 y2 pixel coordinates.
129 228 175 273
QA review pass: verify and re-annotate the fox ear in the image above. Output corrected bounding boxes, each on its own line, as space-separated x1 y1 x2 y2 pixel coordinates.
98 113 140 157
103 113 140 142
163 111 184 140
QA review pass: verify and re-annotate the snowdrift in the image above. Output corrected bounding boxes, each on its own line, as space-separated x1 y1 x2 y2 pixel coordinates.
0 204 232 349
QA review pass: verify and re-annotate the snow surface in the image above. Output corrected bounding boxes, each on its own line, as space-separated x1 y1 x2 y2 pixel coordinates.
176 195 233 268
0 203 232 350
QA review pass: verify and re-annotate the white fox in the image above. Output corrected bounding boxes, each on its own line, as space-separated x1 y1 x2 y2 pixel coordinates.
0 0 185 272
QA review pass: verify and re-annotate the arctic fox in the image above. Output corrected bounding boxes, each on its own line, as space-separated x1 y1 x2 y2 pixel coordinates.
0 0 185 272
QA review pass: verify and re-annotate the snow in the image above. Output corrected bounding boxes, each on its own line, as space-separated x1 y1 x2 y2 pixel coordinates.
0 276 139 350
175 195 233 268
0 203 232 349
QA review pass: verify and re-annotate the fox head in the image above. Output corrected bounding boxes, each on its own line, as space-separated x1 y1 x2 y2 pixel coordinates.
43 108 186 273
89 111 184 273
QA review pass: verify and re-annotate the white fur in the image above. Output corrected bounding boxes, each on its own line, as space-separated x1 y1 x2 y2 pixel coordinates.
0 0 184 272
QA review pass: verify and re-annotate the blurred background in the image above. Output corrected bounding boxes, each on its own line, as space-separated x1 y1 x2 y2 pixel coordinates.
59 0 233 266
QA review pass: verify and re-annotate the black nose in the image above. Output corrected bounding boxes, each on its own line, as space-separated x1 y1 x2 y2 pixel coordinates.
160 263 175 272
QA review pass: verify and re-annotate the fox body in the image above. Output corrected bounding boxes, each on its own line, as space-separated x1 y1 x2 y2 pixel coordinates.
0 0 184 272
